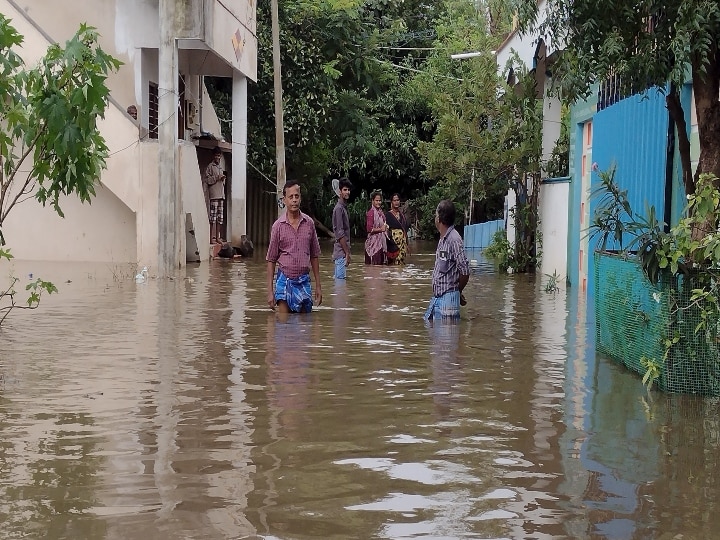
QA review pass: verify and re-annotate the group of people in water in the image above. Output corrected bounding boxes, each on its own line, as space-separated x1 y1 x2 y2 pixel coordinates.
266 178 469 321
364 190 410 266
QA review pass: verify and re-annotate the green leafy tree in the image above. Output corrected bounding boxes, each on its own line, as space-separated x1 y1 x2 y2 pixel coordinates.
209 0 515 234
514 0 720 197
408 2 543 268
0 16 121 325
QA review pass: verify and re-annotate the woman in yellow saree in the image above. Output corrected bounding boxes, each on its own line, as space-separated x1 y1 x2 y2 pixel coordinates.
384 193 409 265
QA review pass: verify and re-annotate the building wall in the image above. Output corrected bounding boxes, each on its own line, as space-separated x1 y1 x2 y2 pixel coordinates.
568 91 598 289
539 179 570 279
4 186 137 263
1 0 257 264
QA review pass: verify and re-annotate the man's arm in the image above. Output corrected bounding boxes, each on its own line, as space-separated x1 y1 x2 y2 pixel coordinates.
338 236 351 265
332 206 351 264
266 222 280 310
267 261 277 310
459 273 469 293
311 257 322 306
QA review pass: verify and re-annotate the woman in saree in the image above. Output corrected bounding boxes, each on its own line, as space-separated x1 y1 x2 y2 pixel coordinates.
364 190 387 265
385 193 409 265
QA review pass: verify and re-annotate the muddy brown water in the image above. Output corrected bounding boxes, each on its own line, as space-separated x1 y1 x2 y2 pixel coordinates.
1 241 719 539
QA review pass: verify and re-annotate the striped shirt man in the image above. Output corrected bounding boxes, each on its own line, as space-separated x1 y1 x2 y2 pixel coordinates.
431 225 469 297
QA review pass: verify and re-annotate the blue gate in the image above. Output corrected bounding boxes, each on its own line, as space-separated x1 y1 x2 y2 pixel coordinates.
587 89 670 296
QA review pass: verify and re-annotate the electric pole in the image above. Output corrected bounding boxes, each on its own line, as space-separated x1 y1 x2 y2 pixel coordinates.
270 0 286 216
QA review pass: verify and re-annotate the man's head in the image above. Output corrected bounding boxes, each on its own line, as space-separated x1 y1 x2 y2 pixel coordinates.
435 200 456 228
283 180 302 213
212 148 222 164
338 177 352 201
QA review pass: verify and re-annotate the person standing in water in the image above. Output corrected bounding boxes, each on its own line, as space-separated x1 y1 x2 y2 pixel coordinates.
364 190 387 265
332 177 353 279
266 181 323 313
385 193 409 264
424 200 469 321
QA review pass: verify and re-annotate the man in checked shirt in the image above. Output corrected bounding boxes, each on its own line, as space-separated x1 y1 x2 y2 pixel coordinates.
424 199 469 321
266 180 323 313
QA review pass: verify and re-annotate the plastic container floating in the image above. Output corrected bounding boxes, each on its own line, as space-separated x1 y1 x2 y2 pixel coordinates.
135 266 149 283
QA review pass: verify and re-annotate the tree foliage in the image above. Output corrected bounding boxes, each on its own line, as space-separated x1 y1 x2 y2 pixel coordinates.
208 0 527 239
513 0 720 194
406 2 542 267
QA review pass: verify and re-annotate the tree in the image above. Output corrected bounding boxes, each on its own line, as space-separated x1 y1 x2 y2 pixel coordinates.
0 16 121 325
407 2 543 269
514 0 720 197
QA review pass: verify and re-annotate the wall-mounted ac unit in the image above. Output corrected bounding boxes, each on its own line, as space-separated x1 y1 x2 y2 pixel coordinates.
185 100 199 129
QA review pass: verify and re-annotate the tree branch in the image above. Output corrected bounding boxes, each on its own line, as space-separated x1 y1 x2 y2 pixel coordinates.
0 131 43 227
666 84 694 196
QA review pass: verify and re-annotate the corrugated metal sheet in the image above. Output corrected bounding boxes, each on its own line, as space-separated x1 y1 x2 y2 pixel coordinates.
464 219 504 249
580 89 669 300
590 90 670 251
247 175 278 246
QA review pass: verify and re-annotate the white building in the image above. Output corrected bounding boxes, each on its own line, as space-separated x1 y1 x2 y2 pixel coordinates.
2 0 257 273
495 0 569 280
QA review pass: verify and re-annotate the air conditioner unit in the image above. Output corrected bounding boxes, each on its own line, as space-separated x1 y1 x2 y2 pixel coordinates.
185 100 199 129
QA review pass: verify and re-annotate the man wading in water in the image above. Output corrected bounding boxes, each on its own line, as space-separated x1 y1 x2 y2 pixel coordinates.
266 181 323 313
424 199 469 321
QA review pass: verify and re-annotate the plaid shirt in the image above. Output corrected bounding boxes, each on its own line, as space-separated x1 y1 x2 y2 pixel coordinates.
431 226 469 297
266 211 321 279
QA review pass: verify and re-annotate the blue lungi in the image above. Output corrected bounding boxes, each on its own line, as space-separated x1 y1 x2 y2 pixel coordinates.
275 271 313 313
424 290 461 321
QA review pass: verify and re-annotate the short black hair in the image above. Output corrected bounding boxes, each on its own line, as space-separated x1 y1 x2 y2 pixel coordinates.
283 179 301 196
370 190 383 201
339 177 353 191
213 147 222 156
436 200 456 226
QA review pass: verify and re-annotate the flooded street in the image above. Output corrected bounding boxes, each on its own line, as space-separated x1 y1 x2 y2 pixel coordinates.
2 241 720 539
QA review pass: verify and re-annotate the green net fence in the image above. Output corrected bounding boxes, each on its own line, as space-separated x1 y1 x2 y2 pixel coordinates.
594 251 720 395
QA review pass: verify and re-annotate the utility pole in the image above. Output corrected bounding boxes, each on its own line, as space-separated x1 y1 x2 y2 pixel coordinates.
270 0 286 216
469 167 475 225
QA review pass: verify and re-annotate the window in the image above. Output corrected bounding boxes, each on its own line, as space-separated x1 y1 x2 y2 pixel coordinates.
148 82 158 139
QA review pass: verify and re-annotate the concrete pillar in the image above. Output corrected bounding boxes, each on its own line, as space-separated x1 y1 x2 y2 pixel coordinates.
542 85 562 174
230 72 248 245
157 0 183 276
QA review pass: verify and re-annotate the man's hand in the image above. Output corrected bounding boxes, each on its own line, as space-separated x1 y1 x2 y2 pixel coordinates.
345 253 351 266
314 287 323 306
460 293 467 306
267 291 276 310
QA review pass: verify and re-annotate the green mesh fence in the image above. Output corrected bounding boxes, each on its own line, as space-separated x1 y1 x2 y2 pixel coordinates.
594 251 720 396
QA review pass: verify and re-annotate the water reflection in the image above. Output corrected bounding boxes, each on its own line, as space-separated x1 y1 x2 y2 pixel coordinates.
426 321 463 424
2 251 720 538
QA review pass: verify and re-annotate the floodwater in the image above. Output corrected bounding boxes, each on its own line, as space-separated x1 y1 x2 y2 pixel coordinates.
1 241 719 540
